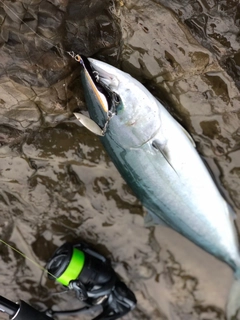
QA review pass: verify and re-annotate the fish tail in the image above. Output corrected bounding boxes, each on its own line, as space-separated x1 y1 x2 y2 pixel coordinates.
226 272 240 319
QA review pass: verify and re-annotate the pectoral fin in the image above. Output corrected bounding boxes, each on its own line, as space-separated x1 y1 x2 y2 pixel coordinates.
144 210 169 227
152 140 178 175
74 113 104 136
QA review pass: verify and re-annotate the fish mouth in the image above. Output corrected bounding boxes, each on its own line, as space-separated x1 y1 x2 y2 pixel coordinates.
80 56 121 114
88 58 120 89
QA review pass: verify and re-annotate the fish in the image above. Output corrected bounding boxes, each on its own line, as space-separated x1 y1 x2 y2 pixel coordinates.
74 55 240 318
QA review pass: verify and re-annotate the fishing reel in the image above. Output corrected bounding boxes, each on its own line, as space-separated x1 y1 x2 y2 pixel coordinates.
46 241 136 319
0 241 136 320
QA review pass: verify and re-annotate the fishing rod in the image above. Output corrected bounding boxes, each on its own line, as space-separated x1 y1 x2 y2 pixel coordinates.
0 241 136 320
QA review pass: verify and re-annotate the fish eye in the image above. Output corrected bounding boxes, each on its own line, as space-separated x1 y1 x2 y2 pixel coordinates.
93 71 100 82
113 92 121 105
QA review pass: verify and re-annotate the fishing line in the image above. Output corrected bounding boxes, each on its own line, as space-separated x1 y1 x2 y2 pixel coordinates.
0 0 83 121
0 0 74 59
0 2 82 291
0 238 57 280
0 3 79 280
0 1 67 282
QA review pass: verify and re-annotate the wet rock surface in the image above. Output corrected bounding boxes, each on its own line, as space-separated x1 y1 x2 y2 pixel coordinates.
0 0 239 319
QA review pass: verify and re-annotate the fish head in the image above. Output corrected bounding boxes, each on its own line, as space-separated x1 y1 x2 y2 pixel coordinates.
80 56 161 147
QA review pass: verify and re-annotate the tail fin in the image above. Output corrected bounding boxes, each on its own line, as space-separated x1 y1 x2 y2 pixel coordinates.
227 279 240 319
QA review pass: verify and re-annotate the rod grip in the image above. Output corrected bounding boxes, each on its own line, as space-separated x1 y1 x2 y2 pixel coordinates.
0 295 19 316
12 301 52 320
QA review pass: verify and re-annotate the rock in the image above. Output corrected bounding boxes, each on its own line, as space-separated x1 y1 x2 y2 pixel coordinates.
0 0 121 130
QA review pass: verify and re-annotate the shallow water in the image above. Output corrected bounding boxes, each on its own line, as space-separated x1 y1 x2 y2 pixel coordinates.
0 0 239 319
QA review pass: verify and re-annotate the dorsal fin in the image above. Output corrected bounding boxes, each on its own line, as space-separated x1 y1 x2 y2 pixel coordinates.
178 123 196 147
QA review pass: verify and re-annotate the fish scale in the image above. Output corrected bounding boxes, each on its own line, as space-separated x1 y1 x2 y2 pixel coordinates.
75 56 240 319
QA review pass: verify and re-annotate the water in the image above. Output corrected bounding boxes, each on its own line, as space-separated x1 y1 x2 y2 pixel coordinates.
0 0 239 319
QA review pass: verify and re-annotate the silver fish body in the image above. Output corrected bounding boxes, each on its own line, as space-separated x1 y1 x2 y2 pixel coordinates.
78 57 240 275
